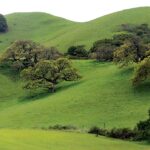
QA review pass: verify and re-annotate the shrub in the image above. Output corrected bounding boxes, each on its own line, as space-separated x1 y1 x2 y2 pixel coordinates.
0 14 8 33
90 39 117 61
88 126 108 136
108 128 136 140
132 56 150 86
48 125 77 130
67 45 88 58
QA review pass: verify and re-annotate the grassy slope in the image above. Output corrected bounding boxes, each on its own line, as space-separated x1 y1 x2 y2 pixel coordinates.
0 129 149 150
0 60 149 129
0 71 24 109
0 12 78 52
0 7 150 149
0 7 150 52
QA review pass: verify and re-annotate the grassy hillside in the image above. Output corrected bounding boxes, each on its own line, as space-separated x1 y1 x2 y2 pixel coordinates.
0 60 149 129
0 129 149 150
0 69 24 110
0 7 150 52
0 7 150 149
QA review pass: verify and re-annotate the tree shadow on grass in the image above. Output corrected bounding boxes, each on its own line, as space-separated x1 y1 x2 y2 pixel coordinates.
115 66 134 77
0 67 20 81
133 82 150 95
19 80 83 102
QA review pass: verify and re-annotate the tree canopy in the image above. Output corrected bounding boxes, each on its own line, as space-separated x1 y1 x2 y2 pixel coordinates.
90 39 118 61
133 56 150 85
0 14 8 33
21 58 81 92
0 40 62 71
113 36 148 67
67 45 88 58
113 24 150 67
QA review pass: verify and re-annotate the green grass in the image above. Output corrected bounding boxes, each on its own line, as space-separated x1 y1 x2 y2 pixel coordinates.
0 129 149 150
0 7 150 149
0 69 24 110
0 60 149 129
1 7 150 52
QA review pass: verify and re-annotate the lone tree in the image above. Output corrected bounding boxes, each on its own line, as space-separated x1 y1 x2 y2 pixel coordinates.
21 58 81 92
133 56 150 86
0 14 8 32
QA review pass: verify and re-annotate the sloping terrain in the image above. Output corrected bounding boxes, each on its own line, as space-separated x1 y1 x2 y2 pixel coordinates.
0 60 149 129
0 7 150 149
0 7 150 52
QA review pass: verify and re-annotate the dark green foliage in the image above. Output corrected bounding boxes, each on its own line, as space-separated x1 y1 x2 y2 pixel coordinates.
113 35 148 67
48 125 77 130
90 24 150 63
0 40 62 71
135 109 150 141
112 34 132 46
88 126 107 136
133 56 150 85
90 39 117 61
113 24 150 67
113 24 150 86
67 45 88 58
88 127 136 140
21 58 81 92
0 14 8 33
108 128 136 140
121 24 150 43
89 109 150 142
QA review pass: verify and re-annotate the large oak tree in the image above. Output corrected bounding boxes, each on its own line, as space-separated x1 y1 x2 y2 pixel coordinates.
21 58 81 92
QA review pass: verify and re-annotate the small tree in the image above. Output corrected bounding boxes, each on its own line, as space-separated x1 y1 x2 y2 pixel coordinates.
0 40 62 71
113 36 147 67
0 14 8 33
67 45 88 58
90 39 117 61
133 56 150 86
21 58 81 92
120 24 150 43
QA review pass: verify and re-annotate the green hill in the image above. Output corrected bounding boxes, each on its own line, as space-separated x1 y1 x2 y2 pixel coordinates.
1 7 150 52
0 7 150 149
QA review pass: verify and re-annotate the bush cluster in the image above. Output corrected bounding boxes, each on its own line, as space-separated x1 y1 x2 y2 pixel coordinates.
88 109 150 142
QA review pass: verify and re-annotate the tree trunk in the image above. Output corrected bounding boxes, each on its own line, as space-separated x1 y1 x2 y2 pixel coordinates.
49 85 56 93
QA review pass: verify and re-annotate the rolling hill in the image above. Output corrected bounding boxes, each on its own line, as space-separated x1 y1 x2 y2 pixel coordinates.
0 7 150 52
0 7 150 149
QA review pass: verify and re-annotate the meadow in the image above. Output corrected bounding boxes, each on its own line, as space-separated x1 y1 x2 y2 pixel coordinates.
0 60 149 129
0 129 149 150
0 7 150 149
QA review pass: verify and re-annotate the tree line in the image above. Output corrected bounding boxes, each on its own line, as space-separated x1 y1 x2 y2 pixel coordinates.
67 23 150 86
